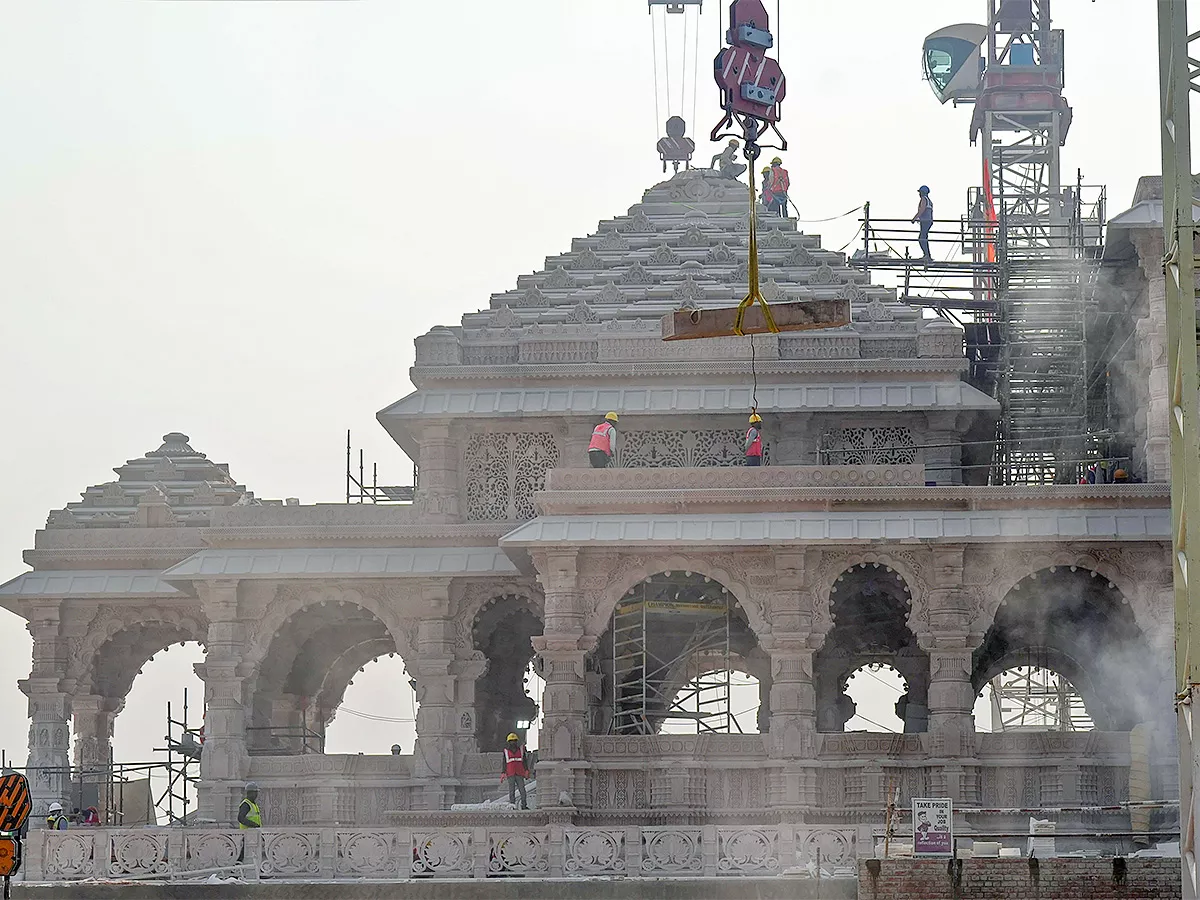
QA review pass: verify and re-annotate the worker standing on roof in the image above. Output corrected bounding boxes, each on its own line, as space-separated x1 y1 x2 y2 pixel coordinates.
46 802 67 830
588 412 619 468
759 167 774 209
767 157 790 217
237 782 262 829
912 186 934 263
744 413 764 467
710 140 747 181
500 733 531 810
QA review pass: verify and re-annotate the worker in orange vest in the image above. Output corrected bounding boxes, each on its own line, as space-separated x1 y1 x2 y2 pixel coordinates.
744 413 764 466
500 732 531 810
588 412 619 468
767 157 790 217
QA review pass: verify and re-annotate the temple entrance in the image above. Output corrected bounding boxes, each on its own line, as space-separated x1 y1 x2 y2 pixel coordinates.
599 572 761 735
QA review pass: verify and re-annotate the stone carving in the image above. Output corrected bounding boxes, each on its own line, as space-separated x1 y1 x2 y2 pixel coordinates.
649 243 681 266
838 282 868 305
184 832 243 872
543 266 577 289
859 297 895 321
669 275 707 304
564 830 626 876
109 832 169 877
717 828 779 874
705 242 738 264
787 245 816 267
413 831 473 876
337 831 395 877
641 828 703 874
820 427 917 466
812 263 835 284
569 248 606 270
760 229 793 250
860 337 918 358
620 262 656 286
45 833 95 879
615 430 744 468
594 280 626 304
761 278 787 301
566 300 599 325
679 225 711 248
261 832 321 877
597 231 631 251
489 831 549 875
723 259 750 285
516 285 550 308
463 432 559 521
779 334 859 360
618 209 655 233
798 829 856 868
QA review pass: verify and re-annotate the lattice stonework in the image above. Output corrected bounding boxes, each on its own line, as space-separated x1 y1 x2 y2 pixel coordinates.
463 432 559 521
616 430 745 468
819 427 916 466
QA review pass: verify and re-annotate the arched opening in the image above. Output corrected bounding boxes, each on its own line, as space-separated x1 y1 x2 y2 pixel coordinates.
973 665 1094 733
322 653 418 754
815 564 928 733
971 567 1155 731
594 571 764 735
250 600 408 754
843 664 908 733
472 595 543 752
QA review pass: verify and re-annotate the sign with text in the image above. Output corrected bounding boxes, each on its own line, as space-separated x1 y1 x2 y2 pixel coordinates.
912 797 953 857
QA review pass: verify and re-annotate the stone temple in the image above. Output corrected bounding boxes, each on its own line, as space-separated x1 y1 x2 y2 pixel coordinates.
0 169 1178 882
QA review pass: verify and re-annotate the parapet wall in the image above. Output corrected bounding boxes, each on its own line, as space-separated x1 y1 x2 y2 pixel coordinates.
857 857 1181 900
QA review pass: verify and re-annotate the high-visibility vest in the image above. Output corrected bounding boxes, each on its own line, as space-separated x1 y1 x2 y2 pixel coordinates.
46 814 66 831
239 799 262 829
745 427 763 457
769 167 790 194
503 746 528 777
588 422 615 455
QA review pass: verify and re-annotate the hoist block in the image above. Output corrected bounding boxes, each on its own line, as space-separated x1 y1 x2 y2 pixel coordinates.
660 299 851 341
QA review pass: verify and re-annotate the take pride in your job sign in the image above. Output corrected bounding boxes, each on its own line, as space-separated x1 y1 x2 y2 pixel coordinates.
912 798 953 857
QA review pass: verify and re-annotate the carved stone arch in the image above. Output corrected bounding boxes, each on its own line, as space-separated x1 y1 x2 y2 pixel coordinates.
586 554 763 641
454 580 544 651
811 551 925 638
70 604 207 695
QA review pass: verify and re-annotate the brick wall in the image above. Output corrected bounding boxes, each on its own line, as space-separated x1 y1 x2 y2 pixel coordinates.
857 857 1181 900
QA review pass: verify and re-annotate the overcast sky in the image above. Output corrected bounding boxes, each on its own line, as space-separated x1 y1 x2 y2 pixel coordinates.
0 1 1163 775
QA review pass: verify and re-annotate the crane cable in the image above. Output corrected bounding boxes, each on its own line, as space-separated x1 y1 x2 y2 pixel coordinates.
651 10 662 129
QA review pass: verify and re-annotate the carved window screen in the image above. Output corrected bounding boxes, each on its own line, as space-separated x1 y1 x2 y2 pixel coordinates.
819 427 917 466
615 430 749 468
463 432 559 521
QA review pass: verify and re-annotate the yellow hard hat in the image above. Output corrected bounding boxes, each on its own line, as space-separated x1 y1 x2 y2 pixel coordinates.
728 139 739 146
771 157 782 165
761 167 771 174
605 411 619 422
506 733 519 742
749 413 763 424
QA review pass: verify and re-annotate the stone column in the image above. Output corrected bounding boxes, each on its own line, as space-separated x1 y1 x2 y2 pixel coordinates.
410 580 475 810
1133 231 1169 483
21 602 71 819
923 412 962 486
414 421 461 522
764 551 822 807
71 693 117 822
531 550 589 807
564 420 596 467
195 580 250 825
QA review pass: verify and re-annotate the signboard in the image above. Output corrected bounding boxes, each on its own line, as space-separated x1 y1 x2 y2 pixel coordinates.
912 797 953 857
0 836 20 877
0 776 30 833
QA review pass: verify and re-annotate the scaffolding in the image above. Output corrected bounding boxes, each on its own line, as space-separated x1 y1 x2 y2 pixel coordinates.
987 666 1094 732
345 430 416 503
609 574 738 735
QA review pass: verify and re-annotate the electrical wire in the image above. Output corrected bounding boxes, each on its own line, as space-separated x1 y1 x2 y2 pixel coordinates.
847 714 899 734
338 706 415 724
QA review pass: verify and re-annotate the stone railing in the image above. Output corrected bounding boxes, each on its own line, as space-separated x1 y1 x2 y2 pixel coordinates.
27 823 858 882
544 464 927 492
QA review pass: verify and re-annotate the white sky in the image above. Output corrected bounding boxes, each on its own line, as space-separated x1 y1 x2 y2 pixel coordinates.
0 1 1162 771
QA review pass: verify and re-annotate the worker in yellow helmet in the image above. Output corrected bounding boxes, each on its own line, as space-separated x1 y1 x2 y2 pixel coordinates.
760 167 775 210
767 157 791 217
589 412 619 469
745 413 764 467
500 732 531 810
710 139 747 181
237 782 262 829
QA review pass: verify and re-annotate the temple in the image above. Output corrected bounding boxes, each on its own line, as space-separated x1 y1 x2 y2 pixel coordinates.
0 169 1179 881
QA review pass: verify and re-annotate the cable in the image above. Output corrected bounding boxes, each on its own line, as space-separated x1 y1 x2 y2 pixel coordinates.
664 9 673 119
337 706 415 724
651 10 662 130
681 7 689 121
864 668 905 694
847 714 899 734
793 206 863 224
691 6 700 131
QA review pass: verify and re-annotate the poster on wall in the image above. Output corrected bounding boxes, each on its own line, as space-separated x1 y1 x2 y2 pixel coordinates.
912 798 953 857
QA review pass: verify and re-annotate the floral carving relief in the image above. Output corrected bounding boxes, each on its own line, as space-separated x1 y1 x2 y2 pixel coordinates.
462 432 559 521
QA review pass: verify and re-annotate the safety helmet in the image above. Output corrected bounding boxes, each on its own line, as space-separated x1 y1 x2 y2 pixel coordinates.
749 413 763 424
728 139 739 146
918 185 930 194
761 167 770 174
245 782 258 792
506 733 520 742
1114 468 1128 478
48 802 62 813
605 411 619 422
771 157 782 165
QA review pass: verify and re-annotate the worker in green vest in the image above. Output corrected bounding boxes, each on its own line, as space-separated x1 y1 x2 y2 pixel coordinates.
237 782 262 829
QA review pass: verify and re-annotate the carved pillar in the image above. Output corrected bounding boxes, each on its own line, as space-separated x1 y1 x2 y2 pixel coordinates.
564 420 595 468
21 602 71 819
1133 231 1169 482
919 549 982 799
531 550 589 807
195 580 249 825
415 421 461 522
410 580 474 809
923 412 962 485
71 693 117 822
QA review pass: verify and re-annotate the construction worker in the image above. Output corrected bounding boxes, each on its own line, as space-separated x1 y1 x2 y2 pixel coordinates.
500 733 530 810
237 782 262 829
767 157 790 217
911 185 934 263
744 413 764 467
759 167 774 209
588 412 619 468
46 802 67 830
710 139 747 181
